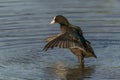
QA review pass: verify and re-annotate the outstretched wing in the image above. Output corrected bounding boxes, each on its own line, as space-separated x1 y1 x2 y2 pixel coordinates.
43 32 84 51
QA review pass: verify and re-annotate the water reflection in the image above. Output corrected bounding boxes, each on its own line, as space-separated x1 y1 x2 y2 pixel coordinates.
66 65 95 80
45 62 95 80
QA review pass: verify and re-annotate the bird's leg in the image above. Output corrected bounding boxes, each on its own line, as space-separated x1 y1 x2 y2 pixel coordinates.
78 56 84 65
78 52 84 67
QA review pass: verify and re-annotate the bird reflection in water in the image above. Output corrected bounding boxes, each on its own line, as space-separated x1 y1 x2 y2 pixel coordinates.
66 65 95 80
47 62 95 80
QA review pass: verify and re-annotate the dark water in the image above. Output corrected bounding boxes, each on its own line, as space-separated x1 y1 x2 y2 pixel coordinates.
0 0 120 80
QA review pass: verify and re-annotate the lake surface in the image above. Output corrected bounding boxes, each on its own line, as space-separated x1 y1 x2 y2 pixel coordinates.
0 0 120 80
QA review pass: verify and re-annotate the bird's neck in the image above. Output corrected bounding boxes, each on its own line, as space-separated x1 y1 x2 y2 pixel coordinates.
60 25 70 33
60 21 69 26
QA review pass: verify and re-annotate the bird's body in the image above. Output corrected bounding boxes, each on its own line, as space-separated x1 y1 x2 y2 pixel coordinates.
43 15 97 65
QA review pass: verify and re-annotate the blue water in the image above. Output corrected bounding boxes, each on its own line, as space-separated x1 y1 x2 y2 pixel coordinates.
0 0 120 80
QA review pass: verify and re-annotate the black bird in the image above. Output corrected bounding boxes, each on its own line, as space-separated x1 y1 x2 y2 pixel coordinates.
43 15 97 65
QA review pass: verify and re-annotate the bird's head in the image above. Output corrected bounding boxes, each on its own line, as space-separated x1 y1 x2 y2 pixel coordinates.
50 15 69 25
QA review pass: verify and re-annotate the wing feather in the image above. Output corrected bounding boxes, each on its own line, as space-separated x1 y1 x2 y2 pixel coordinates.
43 32 84 51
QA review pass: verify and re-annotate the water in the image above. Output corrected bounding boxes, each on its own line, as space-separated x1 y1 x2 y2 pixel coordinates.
0 0 120 80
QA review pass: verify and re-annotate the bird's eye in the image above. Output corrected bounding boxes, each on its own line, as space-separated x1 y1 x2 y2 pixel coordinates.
55 18 58 21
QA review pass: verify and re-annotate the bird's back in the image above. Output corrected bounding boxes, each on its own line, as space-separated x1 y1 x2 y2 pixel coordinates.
61 24 97 58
